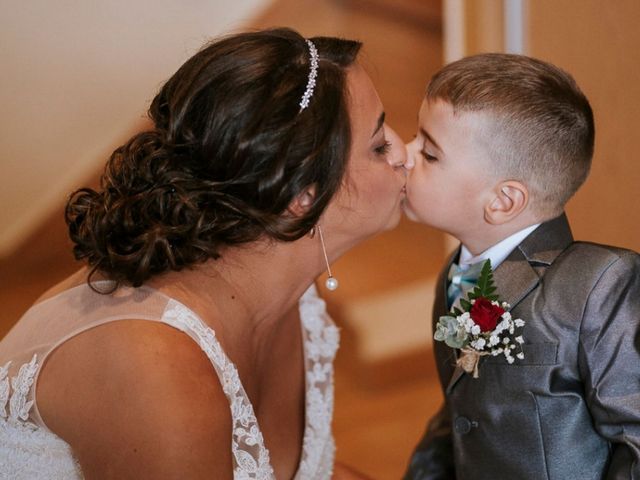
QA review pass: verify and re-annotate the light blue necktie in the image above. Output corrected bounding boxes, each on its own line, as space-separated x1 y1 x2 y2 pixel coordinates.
447 260 484 309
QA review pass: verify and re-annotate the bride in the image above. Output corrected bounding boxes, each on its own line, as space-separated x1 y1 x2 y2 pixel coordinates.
0 28 408 479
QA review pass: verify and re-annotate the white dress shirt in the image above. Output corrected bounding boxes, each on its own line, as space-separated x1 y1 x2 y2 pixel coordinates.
458 223 541 271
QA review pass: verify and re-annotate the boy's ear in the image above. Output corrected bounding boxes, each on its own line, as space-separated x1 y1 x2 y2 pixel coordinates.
484 181 529 225
288 185 317 217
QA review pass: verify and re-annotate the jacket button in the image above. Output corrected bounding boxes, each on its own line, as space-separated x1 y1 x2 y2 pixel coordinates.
454 416 473 434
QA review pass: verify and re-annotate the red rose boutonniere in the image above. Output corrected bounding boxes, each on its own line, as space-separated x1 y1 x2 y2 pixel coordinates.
434 260 526 378
470 297 504 332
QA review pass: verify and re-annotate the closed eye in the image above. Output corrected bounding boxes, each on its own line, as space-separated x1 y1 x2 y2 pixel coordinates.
421 150 437 162
375 141 392 155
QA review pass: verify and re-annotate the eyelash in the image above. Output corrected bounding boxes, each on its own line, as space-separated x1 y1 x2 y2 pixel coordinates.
421 150 437 162
375 141 392 155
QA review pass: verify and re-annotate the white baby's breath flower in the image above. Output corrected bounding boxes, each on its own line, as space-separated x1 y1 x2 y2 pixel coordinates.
506 355 515 364
491 300 500 307
501 311 512 321
517 352 525 360
515 336 524 344
502 301 510 309
514 318 525 327
471 325 481 335
495 319 510 334
503 337 510 345
471 338 486 350
489 335 500 346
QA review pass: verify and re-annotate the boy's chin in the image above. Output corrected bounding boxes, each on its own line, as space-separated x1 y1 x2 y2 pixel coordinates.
401 200 421 223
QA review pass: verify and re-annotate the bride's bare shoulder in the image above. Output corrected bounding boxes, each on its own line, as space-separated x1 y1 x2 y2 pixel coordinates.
38 318 234 479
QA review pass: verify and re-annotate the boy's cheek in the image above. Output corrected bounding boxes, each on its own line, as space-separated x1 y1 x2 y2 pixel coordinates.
403 184 428 217
407 170 430 194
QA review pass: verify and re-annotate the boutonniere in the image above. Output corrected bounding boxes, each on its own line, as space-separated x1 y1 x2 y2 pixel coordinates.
434 260 525 378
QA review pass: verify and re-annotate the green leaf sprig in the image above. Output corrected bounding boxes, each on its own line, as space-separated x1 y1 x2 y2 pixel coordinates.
452 259 499 316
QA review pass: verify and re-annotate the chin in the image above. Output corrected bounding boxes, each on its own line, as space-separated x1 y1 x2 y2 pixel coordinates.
382 205 403 231
401 199 420 223
358 209 402 242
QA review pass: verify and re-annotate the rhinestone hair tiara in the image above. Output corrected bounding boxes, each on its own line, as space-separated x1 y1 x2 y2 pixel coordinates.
299 39 319 112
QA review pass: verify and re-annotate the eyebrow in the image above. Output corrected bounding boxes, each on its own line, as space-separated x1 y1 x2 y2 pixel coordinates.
420 127 443 152
371 111 385 138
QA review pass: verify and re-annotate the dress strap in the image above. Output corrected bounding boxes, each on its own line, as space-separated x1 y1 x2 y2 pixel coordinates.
295 285 339 479
161 299 275 479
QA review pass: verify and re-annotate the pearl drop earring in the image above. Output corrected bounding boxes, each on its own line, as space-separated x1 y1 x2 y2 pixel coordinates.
316 225 338 291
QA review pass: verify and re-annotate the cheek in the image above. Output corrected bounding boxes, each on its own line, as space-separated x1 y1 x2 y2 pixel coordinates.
408 167 437 201
406 168 454 222
362 171 396 205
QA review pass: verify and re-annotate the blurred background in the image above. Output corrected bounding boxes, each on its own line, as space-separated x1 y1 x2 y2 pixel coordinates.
1 0 639 477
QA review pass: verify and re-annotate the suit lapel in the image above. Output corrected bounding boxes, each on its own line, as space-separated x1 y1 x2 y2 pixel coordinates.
445 213 574 393
435 248 458 319
438 248 468 394
492 248 540 310
433 248 464 394
446 358 466 394
518 212 574 266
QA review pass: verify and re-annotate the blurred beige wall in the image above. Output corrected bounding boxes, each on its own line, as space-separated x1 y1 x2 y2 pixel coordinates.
447 0 640 252
0 0 271 257
527 0 640 252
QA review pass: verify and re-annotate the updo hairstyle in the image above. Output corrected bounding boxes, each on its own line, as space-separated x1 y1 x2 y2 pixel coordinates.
65 28 362 287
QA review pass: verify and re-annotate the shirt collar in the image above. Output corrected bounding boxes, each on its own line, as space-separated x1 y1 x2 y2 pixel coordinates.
459 223 541 270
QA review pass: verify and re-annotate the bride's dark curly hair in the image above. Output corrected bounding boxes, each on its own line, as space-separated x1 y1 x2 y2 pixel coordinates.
66 28 361 287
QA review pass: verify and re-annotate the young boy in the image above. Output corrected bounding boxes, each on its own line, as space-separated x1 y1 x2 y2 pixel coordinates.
402 53 640 479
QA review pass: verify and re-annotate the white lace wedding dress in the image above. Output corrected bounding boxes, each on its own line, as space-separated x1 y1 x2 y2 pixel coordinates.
0 282 338 479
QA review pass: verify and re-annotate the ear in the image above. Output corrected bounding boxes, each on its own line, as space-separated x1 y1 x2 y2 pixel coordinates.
287 185 317 217
484 180 529 225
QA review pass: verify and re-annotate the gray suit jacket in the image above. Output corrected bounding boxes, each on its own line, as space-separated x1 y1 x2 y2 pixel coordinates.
405 214 640 480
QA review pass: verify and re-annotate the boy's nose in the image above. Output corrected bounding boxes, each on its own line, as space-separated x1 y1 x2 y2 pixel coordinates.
403 143 415 170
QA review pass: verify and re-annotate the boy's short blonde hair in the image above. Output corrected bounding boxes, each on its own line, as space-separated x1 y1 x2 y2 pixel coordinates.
427 53 594 216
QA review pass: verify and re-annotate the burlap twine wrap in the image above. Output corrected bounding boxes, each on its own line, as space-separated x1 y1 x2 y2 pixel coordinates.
457 348 490 378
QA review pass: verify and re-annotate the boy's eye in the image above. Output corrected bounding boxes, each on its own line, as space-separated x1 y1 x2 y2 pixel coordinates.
375 141 392 155
421 150 438 162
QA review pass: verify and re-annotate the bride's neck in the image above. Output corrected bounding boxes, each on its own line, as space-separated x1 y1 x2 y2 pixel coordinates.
163 235 329 332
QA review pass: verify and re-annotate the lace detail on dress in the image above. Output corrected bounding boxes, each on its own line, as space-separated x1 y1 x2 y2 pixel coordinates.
0 354 39 427
163 301 275 480
296 287 339 480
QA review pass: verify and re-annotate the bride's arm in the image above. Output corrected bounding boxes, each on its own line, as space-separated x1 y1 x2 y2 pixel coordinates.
333 462 374 479
37 320 234 479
